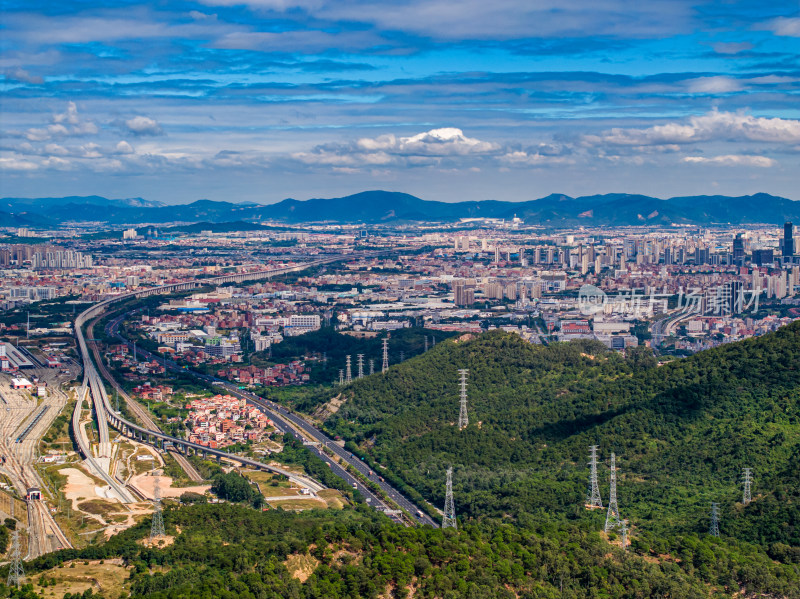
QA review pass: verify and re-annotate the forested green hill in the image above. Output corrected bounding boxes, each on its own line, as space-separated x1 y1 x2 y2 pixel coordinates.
8 503 799 599
4 325 799 599
325 323 800 555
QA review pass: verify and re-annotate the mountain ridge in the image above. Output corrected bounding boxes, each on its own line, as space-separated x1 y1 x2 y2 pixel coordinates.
2 191 798 226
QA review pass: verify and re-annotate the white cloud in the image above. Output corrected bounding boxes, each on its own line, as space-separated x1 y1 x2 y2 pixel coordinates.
125 116 163 136
115 141 135 154
0 157 38 171
22 102 97 141
4 68 43 84
294 127 501 168
584 110 800 147
682 155 776 167
207 0 695 40
759 16 800 37
685 76 742 94
43 143 69 156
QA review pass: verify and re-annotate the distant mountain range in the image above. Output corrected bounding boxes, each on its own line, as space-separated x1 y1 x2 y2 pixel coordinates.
2 191 798 227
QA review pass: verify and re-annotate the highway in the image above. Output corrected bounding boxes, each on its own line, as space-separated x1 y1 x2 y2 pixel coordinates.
105 311 438 527
650 306 701 347
86 315 203 483
70 257 439 527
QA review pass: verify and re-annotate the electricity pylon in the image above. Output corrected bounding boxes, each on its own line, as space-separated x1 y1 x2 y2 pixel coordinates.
338 369 344 385
709 502 720 537
357 354 364 379
424 336 429 351
442 467 457 529
150 472 165 539
7 529 24 587
587 445 603 508
345 355 352 383
369 359 374 375
742 468 752 505
604 452 621 532
457 369 469 430
381 339 389 373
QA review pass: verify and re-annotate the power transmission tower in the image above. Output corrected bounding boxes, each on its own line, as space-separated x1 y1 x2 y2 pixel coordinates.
7 529 24 587
381 339 389 373
338 369 344 385
424 336 429 352
586 445 603 508
742 468 753 505
604 452 621 532
369 359 374 375
345 355 352 383
150 472 165 540
709 502 720 537
457 369 469 430
442 467 457 529
357 354 364 379
400 351 405 362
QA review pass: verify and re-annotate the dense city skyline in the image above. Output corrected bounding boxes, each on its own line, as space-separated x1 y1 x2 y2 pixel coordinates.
2 0 800 204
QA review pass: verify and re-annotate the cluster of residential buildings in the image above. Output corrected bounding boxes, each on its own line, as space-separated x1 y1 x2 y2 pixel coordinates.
184 394 274 448
215 362 310 387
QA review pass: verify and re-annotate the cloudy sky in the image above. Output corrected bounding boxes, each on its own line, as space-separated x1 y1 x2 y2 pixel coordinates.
1 0 799 205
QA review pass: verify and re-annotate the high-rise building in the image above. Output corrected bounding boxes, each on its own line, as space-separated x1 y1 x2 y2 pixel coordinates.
732 234 745 265
695 247 710 265
453 281 474 306
752 249 774 267
784 222 795 258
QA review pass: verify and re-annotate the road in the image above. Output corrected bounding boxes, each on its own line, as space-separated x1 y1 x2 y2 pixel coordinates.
0 365 74 558
106 312 439 527
86 315 203 483
650 306 700 347
70 255 438 527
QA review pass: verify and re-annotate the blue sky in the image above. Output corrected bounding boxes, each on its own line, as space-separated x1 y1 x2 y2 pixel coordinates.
1 0 799 205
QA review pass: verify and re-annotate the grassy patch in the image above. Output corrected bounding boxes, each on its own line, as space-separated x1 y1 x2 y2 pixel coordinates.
284 552 320 582
31 559 131 599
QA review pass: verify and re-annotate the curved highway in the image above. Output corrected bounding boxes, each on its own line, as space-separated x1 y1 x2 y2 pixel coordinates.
73 256 439 526
106 311 438 527
86 315 203 483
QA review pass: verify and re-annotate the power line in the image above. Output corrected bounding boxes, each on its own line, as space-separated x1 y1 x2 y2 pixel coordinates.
587 445 603 509
604 452 622 533
442 467 457 529
457 369 469 430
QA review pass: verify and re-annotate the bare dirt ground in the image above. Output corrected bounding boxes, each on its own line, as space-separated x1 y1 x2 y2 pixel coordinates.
60 467 121 511
129 473 210 500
